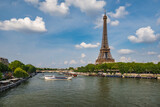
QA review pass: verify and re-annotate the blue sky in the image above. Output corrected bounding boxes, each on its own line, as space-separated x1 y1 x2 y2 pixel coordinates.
0 0 160 68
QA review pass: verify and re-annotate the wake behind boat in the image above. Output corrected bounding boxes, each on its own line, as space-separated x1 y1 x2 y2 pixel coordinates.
44 75 72 80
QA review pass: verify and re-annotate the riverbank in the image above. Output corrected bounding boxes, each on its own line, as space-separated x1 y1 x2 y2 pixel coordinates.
0 73 37 92
37 70 160 79
80 72 160 79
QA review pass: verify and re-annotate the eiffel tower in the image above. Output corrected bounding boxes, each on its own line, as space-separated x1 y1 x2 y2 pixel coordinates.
95 12 115 64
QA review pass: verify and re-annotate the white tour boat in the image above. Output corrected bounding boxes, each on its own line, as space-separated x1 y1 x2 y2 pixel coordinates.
44 75 72 80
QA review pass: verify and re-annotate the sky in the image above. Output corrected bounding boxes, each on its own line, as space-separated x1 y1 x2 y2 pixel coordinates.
0 0 160 68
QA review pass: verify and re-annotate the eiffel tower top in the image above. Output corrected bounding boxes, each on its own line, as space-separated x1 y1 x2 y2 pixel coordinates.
101 11 109 49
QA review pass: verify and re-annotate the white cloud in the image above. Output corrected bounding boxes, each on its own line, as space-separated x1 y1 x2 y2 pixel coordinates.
69 60 77 64
94 15 119 29
94 14 110 28
88 61 93 64
25 0 106 16
116 0 120 3
25 0 69 16
157 17 160 25
158 55 160 59
152 60 158 64
66 0 106 15
147 51 157 55
75 42 100 48
118 49 134 55
120 56 131 62
110 20 119 26
94 15 103 29
81 53 86 58
80 59 85 64
0 16 47 33
25 0 39 5
110 46 115 50
108 6 128 18
128 26 160 43
39 0 69 16
64 61 68 64
125 3 131 7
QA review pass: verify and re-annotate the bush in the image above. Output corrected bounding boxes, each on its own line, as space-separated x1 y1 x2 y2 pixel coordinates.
0 72 3 80
13 67 29 78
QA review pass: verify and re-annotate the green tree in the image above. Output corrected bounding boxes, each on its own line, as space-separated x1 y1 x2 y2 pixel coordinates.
85 64 95 72
28 66 36 73
0 72 3 80
117 62 130 75
157 62 160 74
144 62 155 73
25 64 36 73
100 63 108 72
0 62 9 72
69 67 74 70
131 63 145 74
95 64 101 73
9 60 25 71
107 63 114 74
0 62 5 72
151 64 159 74
13 67 29 78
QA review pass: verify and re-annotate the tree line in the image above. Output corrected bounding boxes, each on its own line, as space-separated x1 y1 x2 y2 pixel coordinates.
74 62 160 74
36 68 58 70
0 60 36 80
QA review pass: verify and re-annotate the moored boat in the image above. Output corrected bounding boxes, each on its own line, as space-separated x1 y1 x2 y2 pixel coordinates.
44 75 72 80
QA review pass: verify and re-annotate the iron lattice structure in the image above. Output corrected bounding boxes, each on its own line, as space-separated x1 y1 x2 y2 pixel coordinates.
95 13 115 64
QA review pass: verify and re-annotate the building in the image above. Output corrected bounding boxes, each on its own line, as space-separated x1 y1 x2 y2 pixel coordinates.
95 12 115 64
0 57 9 65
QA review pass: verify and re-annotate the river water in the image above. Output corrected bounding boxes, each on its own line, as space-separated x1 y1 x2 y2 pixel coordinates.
0 73 160 107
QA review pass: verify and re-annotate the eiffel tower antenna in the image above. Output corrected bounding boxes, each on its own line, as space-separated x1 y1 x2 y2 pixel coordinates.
104 10 106 15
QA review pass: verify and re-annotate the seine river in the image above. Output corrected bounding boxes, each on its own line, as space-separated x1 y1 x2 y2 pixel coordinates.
0 73 160 107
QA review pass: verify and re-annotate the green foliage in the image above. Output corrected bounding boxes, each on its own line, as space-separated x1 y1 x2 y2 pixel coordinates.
74 62 160 74
144 62 154 72
95 64 101 71
25 64 36 73
0 62 9 72
69 67 74 70
117 62 128 74
0 72 3 79
28 66 36 73
13 67 29 78
9 60 25 71
130 62 142 73
85 64 95 72
107 63 115 72
36 67 57 70
150 64 159 74
100 63 108 72
75 66 87 72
